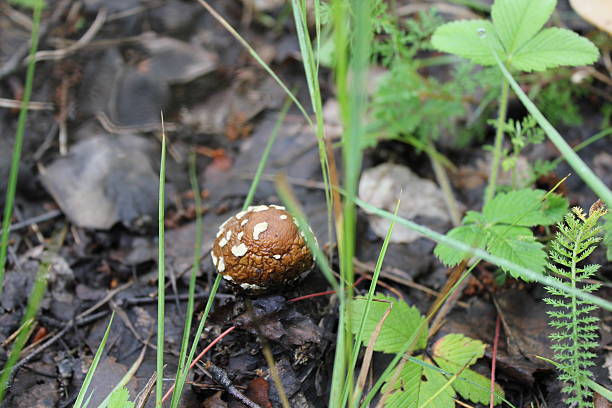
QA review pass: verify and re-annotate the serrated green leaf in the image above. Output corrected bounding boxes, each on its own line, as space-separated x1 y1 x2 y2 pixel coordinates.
483 189 566 226
491 0 556 55
432 334 485 367
432 334 505 405
539 193 569 226
431 20 504 66
350 295 427 353
383 357 455 408
107 387 134 408
434 225 488 267
452 367 505 405
510 28 600 72
487 225 546 278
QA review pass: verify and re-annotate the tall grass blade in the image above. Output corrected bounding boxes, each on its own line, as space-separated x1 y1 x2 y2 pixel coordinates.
354 197 612 310
73 313 116 408
170 105 292 405
196 0 312 126
345 200 400 407
491 53 612 206
0 0 43 298
169 152 203 408
155 117 167 405
0 228 65 404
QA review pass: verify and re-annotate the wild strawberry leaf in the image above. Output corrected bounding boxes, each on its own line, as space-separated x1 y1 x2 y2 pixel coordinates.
430 20 503 66
511 28 600 72
491 0 556 55
433 224 488 267
432 334 505 405
108 387 134 408
350 295 427 353
487 225 546 278
383 357 456 408
482 189 566 226
431 0 598 72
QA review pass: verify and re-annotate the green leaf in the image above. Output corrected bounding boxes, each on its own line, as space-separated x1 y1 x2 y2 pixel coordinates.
539 193 569 226
487 225 546 278
350 295 427 353
432 334 505 405
453 368 504 405
431 20 504 66
491 0 556 55
432 333 485 367
108 387 134 408
383 357 455 408
483 189 566 226
434 225 488 267
511 28 600 72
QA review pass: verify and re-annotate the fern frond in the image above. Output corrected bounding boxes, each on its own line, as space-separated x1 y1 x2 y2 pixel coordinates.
543 204 607 408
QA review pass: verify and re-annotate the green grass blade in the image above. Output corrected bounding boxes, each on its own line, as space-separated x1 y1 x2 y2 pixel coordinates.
171 104 292 405
345 200 400 407
491 53 612 206
275 175 339 291
242 96 292 211
0 0 43 298
197 0 312 127
73 313 116 408
0 258 48 403
354 197 612 310
169 152 203 408
155 121 167 405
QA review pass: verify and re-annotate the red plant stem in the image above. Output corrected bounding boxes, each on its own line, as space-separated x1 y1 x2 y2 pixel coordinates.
162 325 237 403
490 315 501 408
288 276 367 303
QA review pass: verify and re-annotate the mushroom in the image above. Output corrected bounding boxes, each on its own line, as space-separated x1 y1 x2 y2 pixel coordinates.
211 204 315 293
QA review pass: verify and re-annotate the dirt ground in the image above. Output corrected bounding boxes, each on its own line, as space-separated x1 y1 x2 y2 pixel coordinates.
0 0 611 407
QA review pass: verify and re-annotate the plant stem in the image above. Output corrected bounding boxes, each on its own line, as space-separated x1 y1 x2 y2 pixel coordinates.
0 0 43 298
493 55 612 206
483 78 509 205
428 142 461 226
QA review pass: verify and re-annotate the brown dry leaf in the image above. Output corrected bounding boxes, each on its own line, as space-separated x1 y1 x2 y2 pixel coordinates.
245 377 273 408
570 0 612 35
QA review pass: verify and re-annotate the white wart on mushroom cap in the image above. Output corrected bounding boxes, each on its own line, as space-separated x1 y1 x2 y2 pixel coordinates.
211 205 314 292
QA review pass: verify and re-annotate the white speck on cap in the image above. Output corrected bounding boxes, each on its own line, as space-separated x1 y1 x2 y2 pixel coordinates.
250 205 269 212
241 219 248 227
240 282 263 290
253 222 268 240
235 210 248 219
231 243 248 257
280 215 287 220
273 254 281 259
216 229 224 238
211 253 218 266
270 205 285 210
223 274 233 281
218 237 228 247
237 231 244 240
218 257 225 272
225 230 232 240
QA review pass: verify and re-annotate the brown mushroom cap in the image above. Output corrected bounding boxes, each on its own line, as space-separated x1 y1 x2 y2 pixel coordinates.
211 204 314 292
